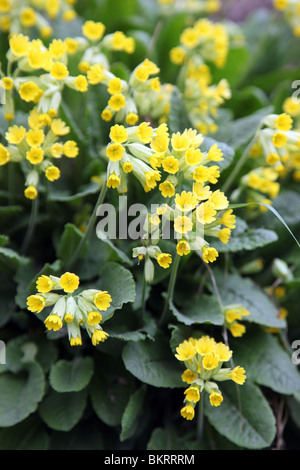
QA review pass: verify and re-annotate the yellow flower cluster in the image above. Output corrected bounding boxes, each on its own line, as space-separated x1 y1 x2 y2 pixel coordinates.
104 121 236 266
243 112 300 207
175 335 246 419
169 19 244 134
170 19 230 69
157 0 221 15
0 107 78 199
273 0 300 36
223 305 250 337
27 272 112 347
0 0 77 37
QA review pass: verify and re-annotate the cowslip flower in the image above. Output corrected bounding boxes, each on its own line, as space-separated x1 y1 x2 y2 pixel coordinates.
26 272 112 347
175 335 246 420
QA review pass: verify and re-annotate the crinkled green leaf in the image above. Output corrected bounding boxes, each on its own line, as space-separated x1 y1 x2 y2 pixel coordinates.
49 357 94 393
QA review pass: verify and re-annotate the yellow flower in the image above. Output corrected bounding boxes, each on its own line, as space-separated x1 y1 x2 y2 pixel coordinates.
0 77 13 90
208 144 223 161
184 386 200 403
202 247 219 264
175 340 196 361
20 7 36 27
181 369 197 384
157 253 172 269
170 46 186 65
49 39 68 59
51 119 70 136
36 275 54 293
230 366 246 385
107 173 121 188
272 131 287 148
126 113 139 126
87 64 105 85
59 272 80 293
185 148 202 166
26 147 44 165
110 124 128 144
0 144 10 165
26 129 45 147
230 322 246 337
221 209 236 229
63 141 79 158
106 143 125 161
196 200 217 224
159 181 175 198
70 336 82 346
82 20 106 41
209 391 223 407
93 291 112 311
19 81 42 102
74 75 88 92
64 313 74 323
107 77 122 95
24 185 38 200
101 108 113 122
50 62 69 80
162 156 179 174
218 228 231 244
174 215 193 234
92 329 109 346
27 294 45 313
202 353 219 370
45 314 63 332
176 240 190 256
171 131 190 152
275 113 293 131
136 122 154 143
108 93 126 111
5 125 26 145
209 190 228 210
180 404 195 420
45 166 61 182
195 336 216 356
175 191 198 212
123 161 133 173
87 311 103 326
9 33 30 57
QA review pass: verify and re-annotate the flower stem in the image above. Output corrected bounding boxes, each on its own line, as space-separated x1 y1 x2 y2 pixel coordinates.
197 396 204 442
159 252 180 327
67 180 107 269
21 196 39 254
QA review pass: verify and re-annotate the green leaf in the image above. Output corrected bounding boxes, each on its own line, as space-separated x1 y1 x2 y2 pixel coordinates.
120 386 146 441
212 46 250 88
0 363 45 427
89 359 135 427
0 416 49 450
49 357 94 393
211 217 278 253
48 182 100 203
94 261 136 322
205 381 276 449
38 389 87 432
213 106 272 150
168 86 190 134
122 333 183 388
229 200 300 249
0 246 29 273
232 329 300 396
213 271 285 329
169 294 224 326
57 223 84 264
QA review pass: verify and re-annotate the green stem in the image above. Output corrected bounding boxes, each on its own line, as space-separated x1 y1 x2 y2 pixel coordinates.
141 273 147 326
221 127 261 196
67 180 107 269
197 396 204 442
21 196 39 254
159 252 180 327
